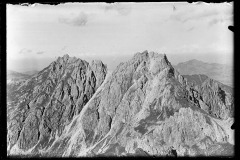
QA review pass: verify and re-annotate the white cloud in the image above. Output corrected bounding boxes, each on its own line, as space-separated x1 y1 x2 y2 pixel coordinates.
7 3 233 72
169 3 233 25
36 51 45 54
208 15 233 26
104 3 132 16
19 48 32 54
59 12 88 26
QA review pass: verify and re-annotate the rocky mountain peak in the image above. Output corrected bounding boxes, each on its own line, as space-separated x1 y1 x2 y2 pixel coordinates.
7 51 234 157
91 59 104 66
131 51 172 69
7 55 107 154
63 54 70 61
55 54 79 65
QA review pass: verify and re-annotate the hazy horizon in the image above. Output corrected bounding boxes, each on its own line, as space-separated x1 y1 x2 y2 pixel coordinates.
7 52 233 73
7 2 233 73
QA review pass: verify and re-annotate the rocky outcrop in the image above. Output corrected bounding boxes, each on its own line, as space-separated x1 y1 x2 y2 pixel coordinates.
180 74 234 120
7 54 107 153
7 51 234 157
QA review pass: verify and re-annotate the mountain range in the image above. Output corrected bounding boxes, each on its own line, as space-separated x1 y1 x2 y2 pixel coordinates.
22 70 39 76
7 51 234 157
7 70 30 82
174 59 233 87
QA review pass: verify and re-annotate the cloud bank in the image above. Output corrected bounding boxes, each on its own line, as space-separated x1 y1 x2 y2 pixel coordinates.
19 48 32 54
104 3 132 16
36 51 45 54
59 12 88 26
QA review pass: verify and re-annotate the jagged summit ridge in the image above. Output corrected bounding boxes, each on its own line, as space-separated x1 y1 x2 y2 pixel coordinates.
125 50 174 78
131 50 170 65
7 51 234 157
55 54 80 65
7 55 107 154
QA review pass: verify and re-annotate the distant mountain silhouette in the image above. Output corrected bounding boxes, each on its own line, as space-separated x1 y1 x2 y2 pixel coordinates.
173 59 233 87
7 52 234 157
7 70 30 82
22 70 39 76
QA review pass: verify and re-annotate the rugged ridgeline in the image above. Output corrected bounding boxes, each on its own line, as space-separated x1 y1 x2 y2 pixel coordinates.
7 54 107 155
181 74 233 119
174 59 233 87
7 51 234 157
7 70 31 84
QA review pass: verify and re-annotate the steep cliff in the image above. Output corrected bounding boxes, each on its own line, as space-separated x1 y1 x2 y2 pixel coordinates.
7 51 234 157
7 54 107 155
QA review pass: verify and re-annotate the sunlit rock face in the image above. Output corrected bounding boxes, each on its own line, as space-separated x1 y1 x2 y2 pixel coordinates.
7 54 107 155
7 51 234 157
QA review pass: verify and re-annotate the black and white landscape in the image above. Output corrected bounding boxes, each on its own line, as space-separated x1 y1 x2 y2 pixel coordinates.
7 2 234 157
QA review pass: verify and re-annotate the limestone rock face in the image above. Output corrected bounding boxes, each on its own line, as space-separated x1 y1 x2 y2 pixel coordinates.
181 74 234 120
7 51 234 157
7 54 107 154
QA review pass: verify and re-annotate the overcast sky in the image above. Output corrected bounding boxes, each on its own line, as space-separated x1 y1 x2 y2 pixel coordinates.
7 2 233 72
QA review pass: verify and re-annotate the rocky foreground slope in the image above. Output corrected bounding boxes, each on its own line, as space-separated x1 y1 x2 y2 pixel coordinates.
7 51 234 157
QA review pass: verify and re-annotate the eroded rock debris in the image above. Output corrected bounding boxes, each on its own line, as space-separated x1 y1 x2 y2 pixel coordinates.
7 51 234 157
